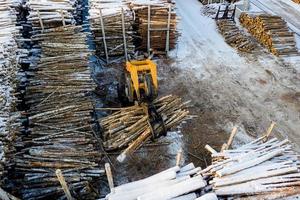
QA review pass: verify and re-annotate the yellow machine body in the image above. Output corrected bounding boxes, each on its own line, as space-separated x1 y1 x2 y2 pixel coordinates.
125 59 158 102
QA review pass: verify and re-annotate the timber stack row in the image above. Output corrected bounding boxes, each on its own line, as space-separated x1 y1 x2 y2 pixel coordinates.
99 95 190 162
0 0 26 195
15 25 103 200
217 20 256 53
88 0 135 59
132 3 178 52
240 13 299 56
11 1 104 199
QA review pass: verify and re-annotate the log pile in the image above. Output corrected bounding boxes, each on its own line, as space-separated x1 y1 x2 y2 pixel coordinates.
240 13 299 56
26 0 76 31
88 1 135 59
99 95 190 162
14 25 103 199
0 0 24 187
202 131 300 199
217 19 256 52
132 4 178 52
105 162 218 200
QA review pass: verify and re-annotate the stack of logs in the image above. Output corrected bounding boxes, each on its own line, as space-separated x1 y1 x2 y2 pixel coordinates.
132 3 178 53
26 0 75 31
105 162 218 200
240 13 299 56
88 0 135 59
204 136 300 199
217 20 256 52
99 95 190 162
14 25 104 199
0 0 23 190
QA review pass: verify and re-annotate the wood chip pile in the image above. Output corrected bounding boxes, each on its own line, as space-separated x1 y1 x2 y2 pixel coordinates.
132 4 178 52
88 1 135 58
105 163 218 200
202 136 300 199
0 0 24 188
99 95 190 162
217 20 256 52
13 25 104 199
240 13 299 56
26 0 76 31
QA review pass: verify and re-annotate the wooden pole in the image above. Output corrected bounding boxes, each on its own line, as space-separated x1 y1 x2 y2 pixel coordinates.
105 163 115 193
37 10 44 32
55 169 74 200
60 10 66 27
147 5 151 55
99 8 109 63
263 121 276 142
205 144 217 154
121 8 128 61
165 4 171 54
176 148 183 167
226 126 238 149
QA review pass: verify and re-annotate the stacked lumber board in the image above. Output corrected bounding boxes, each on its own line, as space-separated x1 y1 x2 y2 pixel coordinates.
105 163 218 200
88 1 135 59
202 136 300 199
99 95 190 162
240 13 299 56
132 3 178 52
14 25 103 200
0 0 24 188
217 20 256 52
26 0 76 31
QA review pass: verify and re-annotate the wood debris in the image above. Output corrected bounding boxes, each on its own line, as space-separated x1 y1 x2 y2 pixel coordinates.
217 19 256 52
240 13 299 56
14 25 103 200
105 162 217 200
99 95 190 162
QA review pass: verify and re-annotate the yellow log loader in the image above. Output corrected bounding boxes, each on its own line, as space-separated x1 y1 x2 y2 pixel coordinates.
118 59 158 104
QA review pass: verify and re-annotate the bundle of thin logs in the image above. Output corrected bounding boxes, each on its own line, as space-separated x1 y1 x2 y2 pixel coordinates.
14 25 103 200
240 13 299 56
99 95 190 162
105 162 218 200
217 19 256 52
202 124 300 199
132 4 178 53
26 0 76 31
0 1 25 197
88 2 135 58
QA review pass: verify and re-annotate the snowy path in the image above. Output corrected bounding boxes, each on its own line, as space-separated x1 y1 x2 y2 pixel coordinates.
162 0 300 152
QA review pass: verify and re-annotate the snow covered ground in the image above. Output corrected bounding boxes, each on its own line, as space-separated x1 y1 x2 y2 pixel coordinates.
159 0 300 156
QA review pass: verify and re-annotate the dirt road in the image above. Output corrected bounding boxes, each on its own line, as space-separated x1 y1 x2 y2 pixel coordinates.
158 0 300 167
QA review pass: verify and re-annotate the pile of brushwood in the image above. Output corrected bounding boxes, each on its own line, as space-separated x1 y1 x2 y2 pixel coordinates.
99 95 190 162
